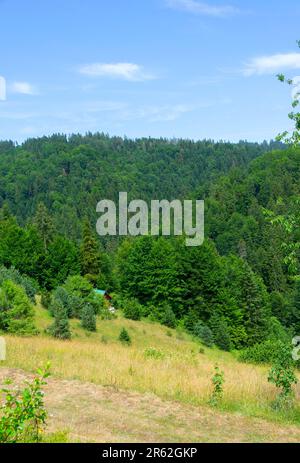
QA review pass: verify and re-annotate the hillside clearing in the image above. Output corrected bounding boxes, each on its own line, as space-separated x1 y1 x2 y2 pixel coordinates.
0 303 299 433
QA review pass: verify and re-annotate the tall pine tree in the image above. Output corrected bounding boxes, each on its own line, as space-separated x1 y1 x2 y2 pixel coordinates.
33 202 54 251
80 219 101 286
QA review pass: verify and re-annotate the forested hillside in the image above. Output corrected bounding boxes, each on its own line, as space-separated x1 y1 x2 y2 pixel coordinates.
0 135 281 238
205 148 300 292
0 133 299 355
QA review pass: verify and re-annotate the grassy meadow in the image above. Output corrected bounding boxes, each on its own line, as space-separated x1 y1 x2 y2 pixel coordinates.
1 300 300 433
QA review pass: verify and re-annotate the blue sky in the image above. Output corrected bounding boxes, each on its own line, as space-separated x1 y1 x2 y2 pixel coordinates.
1 0 300 142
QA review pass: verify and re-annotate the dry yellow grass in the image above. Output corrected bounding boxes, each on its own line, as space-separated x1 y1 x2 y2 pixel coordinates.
1 367 300 443
1 304 299 423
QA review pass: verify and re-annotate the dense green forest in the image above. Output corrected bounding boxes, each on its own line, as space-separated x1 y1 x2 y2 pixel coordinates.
0 135 281 238
0 133 299 355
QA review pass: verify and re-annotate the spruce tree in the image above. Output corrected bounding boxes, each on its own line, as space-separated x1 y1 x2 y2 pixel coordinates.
160 304 177 328
81 303 97 332
193 321 214 347
33 202 54 251
210 314 232 351
80 219 101 286
49 300 71 340
119 328 131 345
184 308 199 333
241 264 270 346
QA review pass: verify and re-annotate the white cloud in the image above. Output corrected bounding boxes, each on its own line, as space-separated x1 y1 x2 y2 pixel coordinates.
166 0 239 16
83 100 127 112
243 53 300 76
115 103 212 123
142 104 194 122
79 63 156 81
10 81 37 95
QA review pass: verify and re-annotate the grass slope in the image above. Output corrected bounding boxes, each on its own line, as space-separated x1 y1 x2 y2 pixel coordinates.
0 302 300 442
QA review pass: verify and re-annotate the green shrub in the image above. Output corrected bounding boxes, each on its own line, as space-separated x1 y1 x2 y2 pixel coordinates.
0 280 36 335
209 364 225 407
0 364 50 443
0 266 38 302
49 300 71 340
193 321 214 347
239 339 288 364
144 347 165 360
210 315 232 351
80 303 96 332
160 304 177 329
119 328 131 345
50 276 102 320
268 343 298 410
63 275 93 299
123 298 142 321
41 290 51 309
86 292 106 315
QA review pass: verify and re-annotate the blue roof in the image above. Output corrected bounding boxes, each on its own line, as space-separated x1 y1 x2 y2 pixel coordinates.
94 289 106 296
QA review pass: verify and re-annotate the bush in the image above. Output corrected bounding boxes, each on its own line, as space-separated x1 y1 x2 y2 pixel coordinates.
86 292 106 315
209 364 225 407
239 339 288 365
144 347 165 360
0 364 50 443
80 303 96 332
41 291 51 309
0 280 36 335
193 321 214 347
268 343 298 410
160 304 177 329
50 276 99 319
210 315 232 351
209 365 225 407
0 266 38 302
266 316 290 343
63 275 93 299
119 328 131 345
123 298 142 321
49 300 71 340
49 287 75 318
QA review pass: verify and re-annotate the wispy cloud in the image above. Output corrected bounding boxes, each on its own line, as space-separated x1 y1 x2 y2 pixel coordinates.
78 63 156 81
10 81 38 95
123 104 195 122
166 0 239 16
77 101 195 122
243 53 300 76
